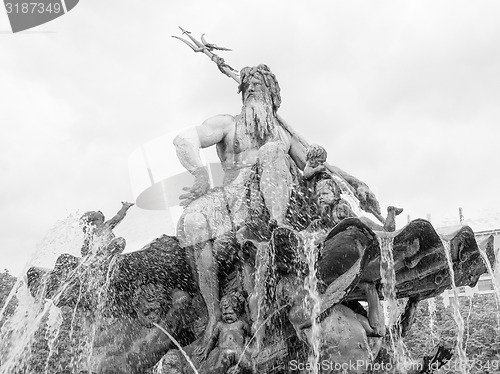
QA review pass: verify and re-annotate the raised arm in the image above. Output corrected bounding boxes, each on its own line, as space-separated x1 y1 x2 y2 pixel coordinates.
173 115 234 206
105 202 134 230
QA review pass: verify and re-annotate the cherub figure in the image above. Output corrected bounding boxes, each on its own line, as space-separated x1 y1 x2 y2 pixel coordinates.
80 201 134 257
303 144 329 197
200 291 253 374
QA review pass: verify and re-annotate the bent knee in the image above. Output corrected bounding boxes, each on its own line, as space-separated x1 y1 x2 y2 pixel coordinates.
258 141 285 161
183 212 210 243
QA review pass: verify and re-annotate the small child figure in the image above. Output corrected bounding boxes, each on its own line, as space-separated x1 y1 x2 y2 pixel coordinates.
303 144 403 232
303 144 329 197
200 291 253 374
80 201 134 257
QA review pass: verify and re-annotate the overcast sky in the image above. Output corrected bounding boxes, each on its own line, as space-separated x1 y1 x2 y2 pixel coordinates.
1 1 500 275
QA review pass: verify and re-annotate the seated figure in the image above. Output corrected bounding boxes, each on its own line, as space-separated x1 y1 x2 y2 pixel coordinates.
79 201 134 257
303 144 329 198
200 291 253 374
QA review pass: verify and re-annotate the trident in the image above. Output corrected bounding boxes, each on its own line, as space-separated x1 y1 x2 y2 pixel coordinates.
172 27 384 223
172 27 309 148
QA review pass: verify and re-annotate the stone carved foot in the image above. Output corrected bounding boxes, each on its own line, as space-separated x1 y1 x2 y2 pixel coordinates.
387 206 404 216
385 206 404 232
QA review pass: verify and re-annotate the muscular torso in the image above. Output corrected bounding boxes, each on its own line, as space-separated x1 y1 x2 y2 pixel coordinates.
216 115 292 178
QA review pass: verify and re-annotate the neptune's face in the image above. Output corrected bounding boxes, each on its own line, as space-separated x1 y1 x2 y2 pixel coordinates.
243 76 268 103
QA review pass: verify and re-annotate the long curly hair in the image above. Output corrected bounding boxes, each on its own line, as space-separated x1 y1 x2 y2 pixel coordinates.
306 144 328 163
220 290 246 315
316 177 341 198
238 64 281 113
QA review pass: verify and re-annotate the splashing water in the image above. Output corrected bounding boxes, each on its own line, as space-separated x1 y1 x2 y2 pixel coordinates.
378 235 411 372
302 233 321 374
0 213 84 323
0 214 85 373
440 238 468 374
0 213 125 373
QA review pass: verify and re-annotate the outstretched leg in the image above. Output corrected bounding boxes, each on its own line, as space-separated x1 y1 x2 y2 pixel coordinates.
258 142 292 226
183 212 221 350
384 206 403 232
357 282 385 337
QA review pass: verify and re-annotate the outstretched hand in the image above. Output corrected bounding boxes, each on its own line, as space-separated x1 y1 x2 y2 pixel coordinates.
179 169 210 207
121 201 135 209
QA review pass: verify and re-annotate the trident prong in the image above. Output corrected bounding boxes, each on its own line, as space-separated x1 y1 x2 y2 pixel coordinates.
178 26 190 35
201 33 232 52
171 26 383 222
171 36 204 52
173 27 239 80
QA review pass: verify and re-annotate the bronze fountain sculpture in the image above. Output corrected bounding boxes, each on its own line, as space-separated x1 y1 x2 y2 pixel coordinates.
16 29 496 374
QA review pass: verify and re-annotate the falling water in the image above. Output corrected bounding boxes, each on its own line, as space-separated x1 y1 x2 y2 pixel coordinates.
0 279 21 329
477 244 500 330
237 303 290 368
302 233 321 374
250 241 275 351
0 283 50 373
427 298 439 346
478 246 500 307
440 238 468 374
42 302 63 374
83 254 121 372
464 296 473 352
152 322 199 374
378 235 411 373
328 174 365 218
